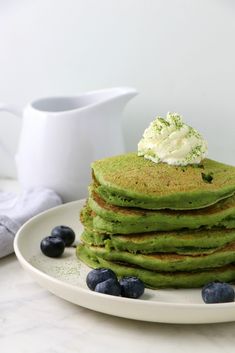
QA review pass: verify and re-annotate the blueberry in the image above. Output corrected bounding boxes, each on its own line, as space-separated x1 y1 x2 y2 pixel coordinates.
95 278 121 296
51 225 75 246
40 236 65 257
86 268 117 291
202 282 235 304
120 277 145 299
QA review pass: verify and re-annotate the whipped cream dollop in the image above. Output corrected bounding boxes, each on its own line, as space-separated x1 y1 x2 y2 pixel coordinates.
138 112 208 166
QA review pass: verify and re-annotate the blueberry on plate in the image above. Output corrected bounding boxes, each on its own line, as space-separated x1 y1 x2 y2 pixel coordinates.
202 281 235 304
86 268 117 291
95 278 121 296
51 225 75 246
40 236 65 257
120 277 145 299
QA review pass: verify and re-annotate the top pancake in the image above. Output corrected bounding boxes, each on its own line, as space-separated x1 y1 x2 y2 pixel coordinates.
92 152 235 210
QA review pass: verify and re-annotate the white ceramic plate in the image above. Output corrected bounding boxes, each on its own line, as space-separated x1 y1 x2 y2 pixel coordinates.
14 200 235 324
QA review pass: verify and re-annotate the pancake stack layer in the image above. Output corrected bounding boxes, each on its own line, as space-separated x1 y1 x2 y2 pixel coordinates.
76 153 235 288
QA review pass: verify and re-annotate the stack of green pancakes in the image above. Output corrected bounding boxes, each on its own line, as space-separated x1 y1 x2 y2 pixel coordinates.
76 153 235 288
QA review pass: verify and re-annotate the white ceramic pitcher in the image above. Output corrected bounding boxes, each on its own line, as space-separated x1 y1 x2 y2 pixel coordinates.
0 87 137 201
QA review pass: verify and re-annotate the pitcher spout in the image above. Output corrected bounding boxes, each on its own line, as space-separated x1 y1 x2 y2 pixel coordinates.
82 86 138 113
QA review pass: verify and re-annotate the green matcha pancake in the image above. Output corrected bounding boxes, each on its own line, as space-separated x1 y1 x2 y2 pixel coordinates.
78 242 235 272
81 228 235 255
92 153 235 210
77 244 235 288
87 192 235 234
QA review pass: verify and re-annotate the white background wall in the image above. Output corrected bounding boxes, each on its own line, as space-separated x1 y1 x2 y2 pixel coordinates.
0 0 235 178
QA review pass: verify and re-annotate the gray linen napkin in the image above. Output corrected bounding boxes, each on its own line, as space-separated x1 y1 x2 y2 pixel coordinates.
0 187 62 258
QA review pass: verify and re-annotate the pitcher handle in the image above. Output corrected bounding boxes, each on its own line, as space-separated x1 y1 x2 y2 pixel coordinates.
0 102 22 160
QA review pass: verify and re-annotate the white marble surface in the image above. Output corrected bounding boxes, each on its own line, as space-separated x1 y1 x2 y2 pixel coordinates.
2 255 235 353
1 180 235 352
